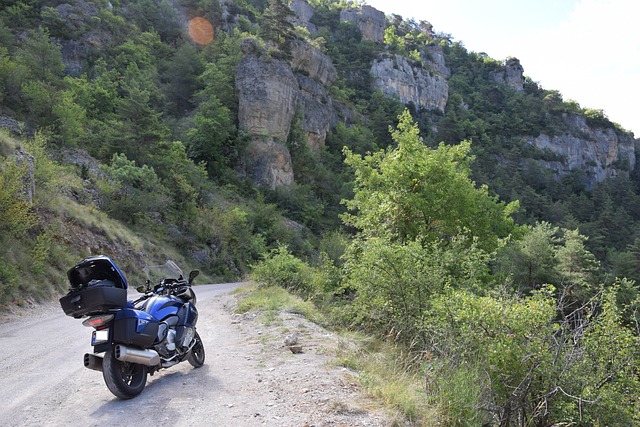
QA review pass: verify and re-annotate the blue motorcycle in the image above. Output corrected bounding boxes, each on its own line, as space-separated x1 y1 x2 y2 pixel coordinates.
60 256 205 399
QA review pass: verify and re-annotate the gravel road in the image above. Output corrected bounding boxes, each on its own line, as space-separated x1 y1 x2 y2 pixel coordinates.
0 284 391 427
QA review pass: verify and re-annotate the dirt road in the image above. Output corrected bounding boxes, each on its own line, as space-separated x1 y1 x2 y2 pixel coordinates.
0 284 390 426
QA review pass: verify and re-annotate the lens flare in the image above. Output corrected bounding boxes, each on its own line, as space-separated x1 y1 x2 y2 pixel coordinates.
188 17 214 45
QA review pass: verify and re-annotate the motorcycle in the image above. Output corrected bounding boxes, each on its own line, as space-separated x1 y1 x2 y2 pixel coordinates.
59 255 205 399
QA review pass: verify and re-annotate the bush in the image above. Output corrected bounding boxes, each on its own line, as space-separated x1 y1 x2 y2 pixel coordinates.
251 246 324 300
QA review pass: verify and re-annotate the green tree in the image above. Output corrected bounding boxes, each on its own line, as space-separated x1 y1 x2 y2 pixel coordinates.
555 228 600 293
0 47 27 107
186 95 234 178
495 222 559 292
14 27 64 84
259 0 296 56
99 153 170 224
343 109 520 251
161 42 204 116
111 78 170 162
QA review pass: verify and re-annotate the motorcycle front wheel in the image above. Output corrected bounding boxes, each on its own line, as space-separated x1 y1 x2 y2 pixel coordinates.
187 331 205 368
102 350 148 399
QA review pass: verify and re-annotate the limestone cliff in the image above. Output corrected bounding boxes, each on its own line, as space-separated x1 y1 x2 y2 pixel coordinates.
291 40 337 152
235 39 298 188
233 2 634 191
290 0 318 35
339 5 386 43
491 57 525 92
235 37 338 188
371 53 449 112
526 114 636 188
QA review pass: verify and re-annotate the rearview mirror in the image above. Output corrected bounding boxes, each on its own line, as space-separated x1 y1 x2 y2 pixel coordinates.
188 270 200 284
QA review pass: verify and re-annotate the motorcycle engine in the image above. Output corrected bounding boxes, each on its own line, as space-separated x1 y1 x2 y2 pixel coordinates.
154 326 177 358
180 327 195 350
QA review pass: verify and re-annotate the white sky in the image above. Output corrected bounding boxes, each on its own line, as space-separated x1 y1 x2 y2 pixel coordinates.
365 0 640 137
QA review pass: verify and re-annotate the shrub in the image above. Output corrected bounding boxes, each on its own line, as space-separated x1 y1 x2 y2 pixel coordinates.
251 246 323 300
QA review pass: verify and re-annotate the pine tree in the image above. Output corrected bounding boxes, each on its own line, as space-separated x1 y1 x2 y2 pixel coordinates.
260 0 296 58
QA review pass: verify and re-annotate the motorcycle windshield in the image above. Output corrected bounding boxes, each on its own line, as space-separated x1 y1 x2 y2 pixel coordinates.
145 260 185 284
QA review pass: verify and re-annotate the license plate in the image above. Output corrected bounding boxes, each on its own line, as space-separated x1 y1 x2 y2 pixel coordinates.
92 329 109 345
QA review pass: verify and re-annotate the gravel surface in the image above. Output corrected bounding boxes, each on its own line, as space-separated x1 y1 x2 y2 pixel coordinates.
0 284 391 426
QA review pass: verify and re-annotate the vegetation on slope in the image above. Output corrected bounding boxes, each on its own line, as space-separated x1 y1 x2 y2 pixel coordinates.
1 0 639 424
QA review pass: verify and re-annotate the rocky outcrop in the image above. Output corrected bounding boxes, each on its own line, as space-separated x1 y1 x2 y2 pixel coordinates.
290 0 317 34
526 113 636 188
0 116 27 136
55 1 114 77
371 54 449 112
244 137 294 188
236 53 299 141
290 40 337 85
340 5 385 43
235 39 299 188
291 40 336 151
297 74 334 151
422 45 450 78
234 36 341 187
491 57 524 92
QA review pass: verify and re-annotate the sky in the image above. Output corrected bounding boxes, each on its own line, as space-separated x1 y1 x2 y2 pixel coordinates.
365 0 640 137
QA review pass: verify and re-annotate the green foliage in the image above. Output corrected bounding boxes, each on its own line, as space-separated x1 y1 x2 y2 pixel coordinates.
26 132 77 204
495 222 560 291
251 246 325 300
160 42 205 116
342 236 492 339
99 153 170 224
383 26 405 52
234 285 323 324
0 155 36 236
421 285 640 425
259 0 296 57
14 27 64 83
343 110 519 251
0 46 26 107
558 285 640 425
186 95 234 178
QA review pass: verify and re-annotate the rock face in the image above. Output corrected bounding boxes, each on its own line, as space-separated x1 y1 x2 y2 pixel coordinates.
235 40 299 188
422 45 451 78
526 114 636 188
235 35 340 187
290 40 337 86
291 40 337 151
0 116 26 136
290 0 317 34
297 74 334 151
55 1 114 77
244 137 295 188
340 5 386 42
371 54 449 112
491 57 525 92
236 53 299 141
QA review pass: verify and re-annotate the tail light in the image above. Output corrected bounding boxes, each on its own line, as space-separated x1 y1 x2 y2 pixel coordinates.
82 314 114 330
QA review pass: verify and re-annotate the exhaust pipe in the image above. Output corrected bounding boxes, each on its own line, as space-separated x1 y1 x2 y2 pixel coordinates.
114 344 160 366
84 353 103 372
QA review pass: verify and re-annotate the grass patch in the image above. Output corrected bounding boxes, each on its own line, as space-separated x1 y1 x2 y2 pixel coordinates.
235 285 324 324
334 331 441 426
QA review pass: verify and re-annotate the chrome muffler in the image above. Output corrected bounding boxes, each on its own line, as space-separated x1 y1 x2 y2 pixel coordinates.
114 344 160 366
84 353 103 371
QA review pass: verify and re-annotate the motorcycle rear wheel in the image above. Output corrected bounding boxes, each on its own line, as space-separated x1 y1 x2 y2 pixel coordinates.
102 350 148 399
187 331 205 368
